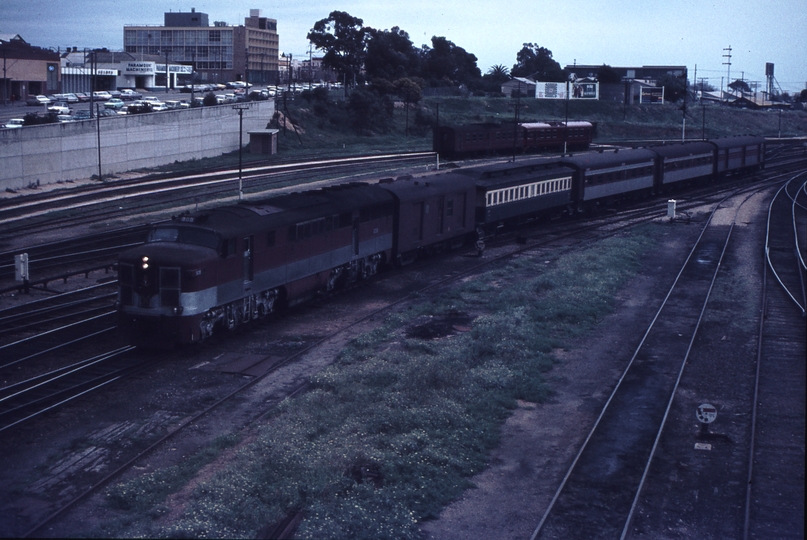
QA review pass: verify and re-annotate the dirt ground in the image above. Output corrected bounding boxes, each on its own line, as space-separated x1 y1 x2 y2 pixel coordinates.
420 222 704 540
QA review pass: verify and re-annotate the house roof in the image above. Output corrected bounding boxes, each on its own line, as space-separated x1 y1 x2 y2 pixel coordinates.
0 33 25 44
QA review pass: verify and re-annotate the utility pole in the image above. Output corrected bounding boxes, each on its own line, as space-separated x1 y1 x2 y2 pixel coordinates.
233 104 250 200
96 104 102 180
89 50 96 118
2 49 7 106
722 45 732 103
512 80 521 162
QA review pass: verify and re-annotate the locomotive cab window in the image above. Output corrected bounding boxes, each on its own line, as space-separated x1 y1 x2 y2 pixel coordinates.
220 238 237 257
149 227 219 250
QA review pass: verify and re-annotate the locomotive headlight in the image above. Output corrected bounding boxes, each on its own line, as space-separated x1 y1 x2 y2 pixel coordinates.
141 256 149 270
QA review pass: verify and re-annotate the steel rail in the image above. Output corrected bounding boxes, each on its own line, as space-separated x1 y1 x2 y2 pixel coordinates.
529 184 762 540
621 189 758 539
764 174 807 314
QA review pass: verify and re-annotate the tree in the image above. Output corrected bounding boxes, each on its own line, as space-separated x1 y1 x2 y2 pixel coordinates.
728 79 751 95
364 27 420 82
479 64 511 93
347 87 392 134
511 44 564 81
307 11 369 86
202 91 218 106
596 65 622 84
486 64 510 82
656 74 687 102
420 36 481 87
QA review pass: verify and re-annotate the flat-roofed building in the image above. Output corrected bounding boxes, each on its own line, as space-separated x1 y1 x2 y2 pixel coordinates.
124 8 279 85
0 33 60 102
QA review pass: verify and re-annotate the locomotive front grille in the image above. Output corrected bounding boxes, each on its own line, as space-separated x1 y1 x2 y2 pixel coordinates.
159 267 181 307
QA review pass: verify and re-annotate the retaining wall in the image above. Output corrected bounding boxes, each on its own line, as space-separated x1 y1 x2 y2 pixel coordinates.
0 100 275 190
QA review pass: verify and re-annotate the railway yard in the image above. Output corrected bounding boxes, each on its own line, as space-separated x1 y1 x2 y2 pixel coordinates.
0 142 804 539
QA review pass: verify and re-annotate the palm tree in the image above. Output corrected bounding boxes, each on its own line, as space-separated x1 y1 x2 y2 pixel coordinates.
487 64 510 80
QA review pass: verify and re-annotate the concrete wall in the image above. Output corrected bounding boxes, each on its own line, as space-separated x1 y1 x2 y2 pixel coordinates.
0 100 275 190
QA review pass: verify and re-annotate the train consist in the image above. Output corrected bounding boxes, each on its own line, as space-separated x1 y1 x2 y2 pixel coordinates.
118 135 764 345
433 121 596 158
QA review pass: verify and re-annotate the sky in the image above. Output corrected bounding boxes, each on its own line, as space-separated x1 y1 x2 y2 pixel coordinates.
2 0 806 95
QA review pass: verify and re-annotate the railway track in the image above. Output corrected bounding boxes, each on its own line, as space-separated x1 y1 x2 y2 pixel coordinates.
529 184 772 539
0 152 437 240
0 346 141 433
743 173 806 539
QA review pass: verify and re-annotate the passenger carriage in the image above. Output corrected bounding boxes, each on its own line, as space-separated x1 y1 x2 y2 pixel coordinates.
458 157 576 228
710 136 766 176
561 148 657 209
378 175 477 265
651 141 716 188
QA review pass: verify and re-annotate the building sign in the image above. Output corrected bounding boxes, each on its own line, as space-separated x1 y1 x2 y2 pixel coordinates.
536 82 568 100
640 86 665 104
124 62 156 75
571 82 598 99
536 81 600 100
167 65 193 74
63 67 119 76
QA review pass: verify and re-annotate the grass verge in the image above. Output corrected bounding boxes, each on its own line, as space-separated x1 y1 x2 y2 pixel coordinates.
99 224 659 539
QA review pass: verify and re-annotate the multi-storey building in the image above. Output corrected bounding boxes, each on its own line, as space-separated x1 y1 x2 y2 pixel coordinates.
124 8 279 85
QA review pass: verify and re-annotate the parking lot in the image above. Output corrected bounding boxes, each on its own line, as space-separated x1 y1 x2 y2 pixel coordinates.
1 84 279 128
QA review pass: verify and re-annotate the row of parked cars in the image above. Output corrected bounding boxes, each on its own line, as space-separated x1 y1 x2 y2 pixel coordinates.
5 85 277 128
26 90 145 106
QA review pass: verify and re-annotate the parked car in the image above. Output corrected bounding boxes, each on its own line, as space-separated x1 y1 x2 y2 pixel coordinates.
72 110 91 120
126 101 153 114
57 114 74 123
104 98 126 110
119 89 143 100
92 91 112 100
62 93 80 103
109 90 122 99
151 102 169 111
3 118 25 129
142 96 163 105
97 108 118 117
26 95 50 106
48 102 71 115
75 92 90 102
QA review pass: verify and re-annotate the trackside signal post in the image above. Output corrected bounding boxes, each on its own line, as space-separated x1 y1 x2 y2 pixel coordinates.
15 253 29 293
696 402 717 435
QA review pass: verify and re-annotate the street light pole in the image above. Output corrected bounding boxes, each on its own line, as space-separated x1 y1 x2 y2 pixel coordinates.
233 104 250 200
